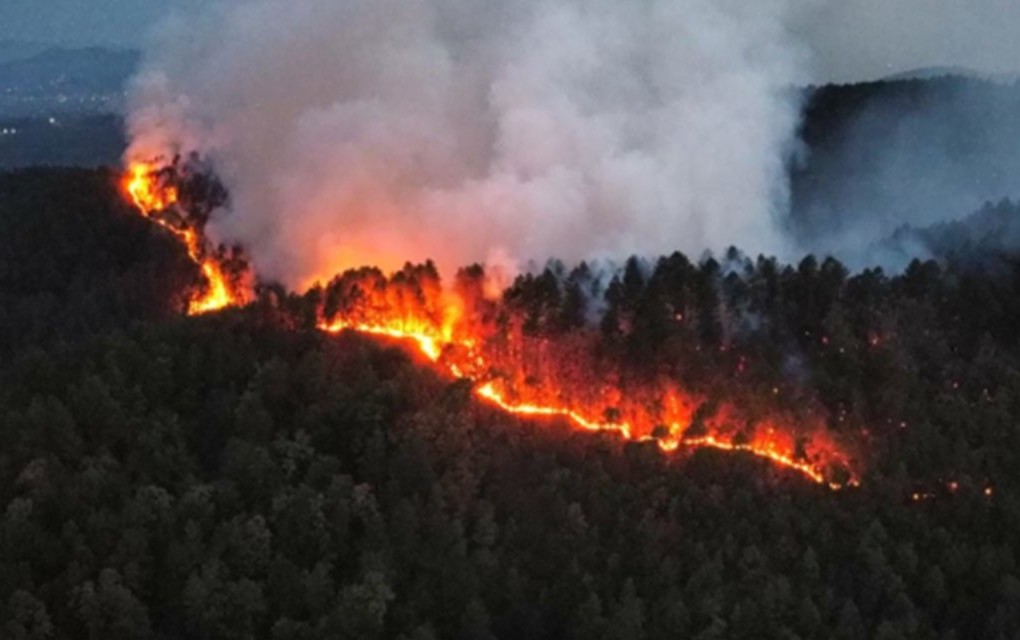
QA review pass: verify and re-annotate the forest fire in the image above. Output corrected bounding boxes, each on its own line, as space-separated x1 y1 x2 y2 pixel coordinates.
122 165 858 489
316 265 859 489
318 319 852 487
123 162 247 314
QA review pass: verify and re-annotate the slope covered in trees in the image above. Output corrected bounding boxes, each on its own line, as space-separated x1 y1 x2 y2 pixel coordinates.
3 169 1020 639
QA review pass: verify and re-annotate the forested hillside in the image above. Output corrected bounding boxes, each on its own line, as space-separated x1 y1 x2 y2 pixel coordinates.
3 169 1020 639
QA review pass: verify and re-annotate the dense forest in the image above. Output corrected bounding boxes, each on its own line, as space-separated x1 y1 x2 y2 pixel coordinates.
3 168 1020 640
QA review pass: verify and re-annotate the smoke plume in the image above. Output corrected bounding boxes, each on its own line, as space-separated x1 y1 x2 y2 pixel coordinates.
126 0 804 288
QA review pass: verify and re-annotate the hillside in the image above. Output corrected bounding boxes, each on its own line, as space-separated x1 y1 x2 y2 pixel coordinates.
2 168 1020 639
791 76 1020 263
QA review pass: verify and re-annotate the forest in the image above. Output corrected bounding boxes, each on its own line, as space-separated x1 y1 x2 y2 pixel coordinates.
3 167 1020 640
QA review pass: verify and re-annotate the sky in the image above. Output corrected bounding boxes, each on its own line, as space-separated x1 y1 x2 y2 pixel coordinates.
0 0 200 48
791 0 1020 82
2 0 1020 82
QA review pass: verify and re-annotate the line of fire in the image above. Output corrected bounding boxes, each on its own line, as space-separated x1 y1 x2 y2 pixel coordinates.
123 159 861 489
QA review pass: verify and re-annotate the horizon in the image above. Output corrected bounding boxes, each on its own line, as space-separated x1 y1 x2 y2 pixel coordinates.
5 36 1017 86
4 1 1020 84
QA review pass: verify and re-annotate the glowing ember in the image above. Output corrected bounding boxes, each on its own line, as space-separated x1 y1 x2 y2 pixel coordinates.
123 162 246 314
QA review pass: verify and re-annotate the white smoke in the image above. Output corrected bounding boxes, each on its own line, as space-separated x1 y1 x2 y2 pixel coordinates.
127 0 805 288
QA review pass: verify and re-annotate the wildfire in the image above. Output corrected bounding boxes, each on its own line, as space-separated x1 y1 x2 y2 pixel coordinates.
126 162 179 213
120 165 859 488
319 286 858 490
122 162 245 314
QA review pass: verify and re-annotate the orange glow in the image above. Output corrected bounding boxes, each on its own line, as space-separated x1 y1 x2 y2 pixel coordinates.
317 270 859 489
125 162 179 213
189 260 237 314
121 164 859 488
321 318 445 362
122 162 246 314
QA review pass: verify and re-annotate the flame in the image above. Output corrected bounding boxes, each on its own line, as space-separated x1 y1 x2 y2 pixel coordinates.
120 166 859 488
318 280 859 489
122 162 244 314
189 260 237 314
322 319 445 362
126 162 179 212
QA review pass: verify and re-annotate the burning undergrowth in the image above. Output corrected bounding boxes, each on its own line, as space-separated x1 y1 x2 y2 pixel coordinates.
315 262 859 486
123 157 252 314
124 160 860 488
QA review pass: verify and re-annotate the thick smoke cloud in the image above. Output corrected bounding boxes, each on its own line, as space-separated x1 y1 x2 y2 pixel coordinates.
127 0 804 288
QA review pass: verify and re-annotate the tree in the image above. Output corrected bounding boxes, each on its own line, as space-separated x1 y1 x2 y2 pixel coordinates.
458 598 496 640
183 561 266 640
608 579 644 640
72 569 152 640
330 571 395 640
4 590 53 640
835 601 865 640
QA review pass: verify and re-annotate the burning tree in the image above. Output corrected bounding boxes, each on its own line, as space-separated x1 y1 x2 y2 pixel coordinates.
122 163 859 488
123 156 251 314
315 263 859 488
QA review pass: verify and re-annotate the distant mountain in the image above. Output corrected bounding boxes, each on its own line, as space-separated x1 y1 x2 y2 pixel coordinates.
876 198 1020 269
791 75 1020 269
0 46 139 117
883 66 1018 84
0 40 49 64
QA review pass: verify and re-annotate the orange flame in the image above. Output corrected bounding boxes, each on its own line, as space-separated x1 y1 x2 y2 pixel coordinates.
122 162 244 314
318 278 859 490
121 166 859 488
126 162 179 213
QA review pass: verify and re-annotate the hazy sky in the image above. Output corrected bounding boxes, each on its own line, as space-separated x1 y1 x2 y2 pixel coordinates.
0 0 199 48
2 0 1019 81
792 0 1020 82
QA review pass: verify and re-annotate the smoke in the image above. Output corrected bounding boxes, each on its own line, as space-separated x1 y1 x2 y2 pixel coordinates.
789 76 1020 271
126 0 805 288
781 1 1020 271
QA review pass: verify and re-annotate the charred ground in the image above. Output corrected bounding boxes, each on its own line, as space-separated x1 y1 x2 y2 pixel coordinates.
1 169 1020 639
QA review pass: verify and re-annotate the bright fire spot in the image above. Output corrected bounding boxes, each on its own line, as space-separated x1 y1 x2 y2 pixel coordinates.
125 162 179 213
123 162 243 314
